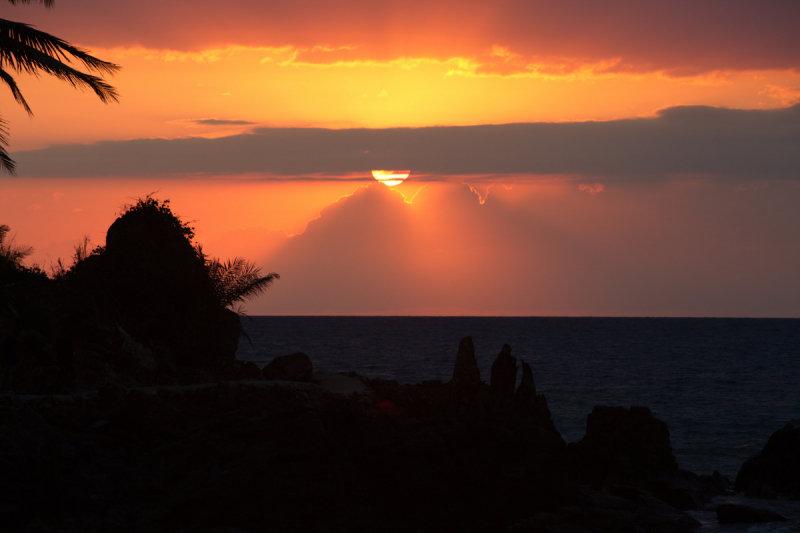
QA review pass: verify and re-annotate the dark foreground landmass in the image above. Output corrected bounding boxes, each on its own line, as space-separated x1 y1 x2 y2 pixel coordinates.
3 201 797 532
9 335 797 533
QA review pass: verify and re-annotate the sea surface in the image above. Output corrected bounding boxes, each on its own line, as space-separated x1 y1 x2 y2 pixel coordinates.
238 317 800 529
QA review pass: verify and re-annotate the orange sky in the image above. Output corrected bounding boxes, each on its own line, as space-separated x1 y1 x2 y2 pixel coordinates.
3 0 800 316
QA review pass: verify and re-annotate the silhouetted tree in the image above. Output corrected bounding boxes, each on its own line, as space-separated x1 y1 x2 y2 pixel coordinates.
0 0 119 173
67 197 278 370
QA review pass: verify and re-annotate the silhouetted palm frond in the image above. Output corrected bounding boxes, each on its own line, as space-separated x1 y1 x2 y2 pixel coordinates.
0 0 120 174
207 257 279 311
6 1 55 7
0 19 120 104
0 117 14 173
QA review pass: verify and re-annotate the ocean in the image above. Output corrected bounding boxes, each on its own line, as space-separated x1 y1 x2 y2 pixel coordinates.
237 316 800 530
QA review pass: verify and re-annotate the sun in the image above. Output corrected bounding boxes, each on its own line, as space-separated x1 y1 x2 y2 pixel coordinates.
372 170 410 187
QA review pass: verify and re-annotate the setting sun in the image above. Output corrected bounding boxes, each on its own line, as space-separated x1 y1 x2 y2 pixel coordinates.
371 170 410 187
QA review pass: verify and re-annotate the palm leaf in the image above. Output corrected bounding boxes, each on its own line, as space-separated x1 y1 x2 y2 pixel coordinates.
6 1 55 7
0 6 119 174
207 257 279 310
0 116 14 174
0 65 31 114
0 21 120 103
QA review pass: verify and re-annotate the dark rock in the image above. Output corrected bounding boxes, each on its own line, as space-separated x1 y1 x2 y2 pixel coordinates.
97 385 126 411
515 361 560 435
716 503 787 524
262 353 313 382
608 485 652 503
633 506 699 533
735 422 800 496
587 491 637 512
238 361 263 380
511 489 700 533
449 336 481 413
451 336 480 387
572 405 678 487
652 470 710 511
696 470 732 497
490 343 517 410
515 360 537 409
661 487 704 512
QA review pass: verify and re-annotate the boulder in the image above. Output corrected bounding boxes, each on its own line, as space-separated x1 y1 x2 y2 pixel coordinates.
262 353 313 382
451 336 481 389
573 405 678 487
735 422 800 496
716 504 787 524
449 336 481 413
490 344 517 410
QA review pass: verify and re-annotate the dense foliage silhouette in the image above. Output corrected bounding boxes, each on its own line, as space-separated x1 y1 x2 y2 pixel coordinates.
66 197 278 369
1 197 278 390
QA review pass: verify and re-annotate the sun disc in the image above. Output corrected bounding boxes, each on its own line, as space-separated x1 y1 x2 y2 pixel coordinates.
372 170 410 187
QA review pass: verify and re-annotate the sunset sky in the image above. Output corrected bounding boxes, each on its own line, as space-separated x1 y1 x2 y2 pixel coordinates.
3 0 800 316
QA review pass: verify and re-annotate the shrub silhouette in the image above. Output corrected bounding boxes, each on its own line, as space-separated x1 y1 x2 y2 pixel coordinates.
1 224 49 326
69 197 277 370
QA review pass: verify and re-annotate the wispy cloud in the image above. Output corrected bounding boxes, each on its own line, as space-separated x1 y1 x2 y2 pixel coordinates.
191 118 257 126
579 183 604 195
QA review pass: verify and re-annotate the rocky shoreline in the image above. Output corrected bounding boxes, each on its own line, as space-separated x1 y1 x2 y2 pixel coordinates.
2 336 797 532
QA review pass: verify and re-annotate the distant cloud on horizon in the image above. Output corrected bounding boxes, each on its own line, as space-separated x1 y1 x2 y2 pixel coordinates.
12 104 800 181
190 118 257 126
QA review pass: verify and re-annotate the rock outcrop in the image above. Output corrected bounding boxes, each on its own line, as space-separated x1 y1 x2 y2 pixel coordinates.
490 343 518 410
716 504 787 524
515 361 558 434
449 336 481 413
0 335 714 532
572 405 678 487
735 422 800 497
262 352 313 382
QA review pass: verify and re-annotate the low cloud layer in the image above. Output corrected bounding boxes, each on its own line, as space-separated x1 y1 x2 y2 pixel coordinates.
13 104 800 180
251 181 800 317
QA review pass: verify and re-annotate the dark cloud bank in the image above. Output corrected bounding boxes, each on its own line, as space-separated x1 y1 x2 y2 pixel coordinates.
13 104 800 179
16 0 800 73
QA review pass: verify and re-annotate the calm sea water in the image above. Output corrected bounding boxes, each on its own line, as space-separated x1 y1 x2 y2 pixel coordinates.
237 317 800 482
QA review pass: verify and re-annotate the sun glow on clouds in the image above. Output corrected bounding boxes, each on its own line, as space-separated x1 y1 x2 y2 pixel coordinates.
6 43 800 151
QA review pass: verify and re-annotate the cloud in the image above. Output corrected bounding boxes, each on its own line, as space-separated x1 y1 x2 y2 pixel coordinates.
579 183 604 195
190 119 257 126
13 104 800 180
251 181 800 317
760 85 800 106
15 0 800 75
